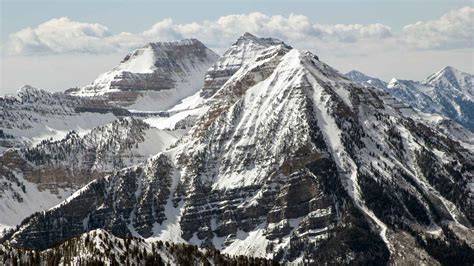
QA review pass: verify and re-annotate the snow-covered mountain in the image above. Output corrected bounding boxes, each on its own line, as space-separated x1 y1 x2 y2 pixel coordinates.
68 39 219 111
200 32 292 98
3 34 473 265
0 118 185 231
1 39 219 153
346 67 474 131
426 66 473 98
144 32 292 132
0 86 119 153
345 70 387 91
0 39 221 233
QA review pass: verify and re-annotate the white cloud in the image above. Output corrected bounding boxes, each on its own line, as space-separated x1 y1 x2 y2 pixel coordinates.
316 23 392 43
2 7 473 94
4 17 117 55
401 6 474 49
142 12 394 50
2 12 395 56
3 7 472 57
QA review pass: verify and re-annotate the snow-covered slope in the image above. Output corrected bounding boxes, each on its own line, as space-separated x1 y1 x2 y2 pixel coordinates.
69 39 219 111
0 40 221 232
0 172 74 234
346 67 474 131
426 66 473 98
0 86 118 153
145 32 292 131
386 78 441 113
19 117 181 173
0 118 184 231
0 39 222 233
7 35 473 265
200 32 292 99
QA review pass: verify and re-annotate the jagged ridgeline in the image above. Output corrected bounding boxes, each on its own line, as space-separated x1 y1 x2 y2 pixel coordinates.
1 33 473 265
346 67 474 132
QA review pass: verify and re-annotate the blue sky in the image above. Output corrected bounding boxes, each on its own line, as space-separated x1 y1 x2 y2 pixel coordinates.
1 0 472 94
2 0 469 38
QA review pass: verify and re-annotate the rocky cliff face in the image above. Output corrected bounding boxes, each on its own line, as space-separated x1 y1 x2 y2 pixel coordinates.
69 39 219 111
4 35 473 264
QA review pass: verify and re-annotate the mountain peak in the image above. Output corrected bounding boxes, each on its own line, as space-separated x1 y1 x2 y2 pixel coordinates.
16 85 51 98
346 70 365 75
345 70 388 91
233 32 291 48
439 65 459 78
437 65 468 76
200 33 293 99
70 38 219 110
234 32 258 45
425 65 465 83
346 70 372 80
387 78 399 87
240 32 257 39
424 65 472 94
121 38 208 65
441 65 457 72
345 70 386 82
145 38 205 49
17 85 41 93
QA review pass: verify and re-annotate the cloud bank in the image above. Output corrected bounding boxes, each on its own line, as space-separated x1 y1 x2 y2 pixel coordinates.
3 6 472 57
401 6 473 50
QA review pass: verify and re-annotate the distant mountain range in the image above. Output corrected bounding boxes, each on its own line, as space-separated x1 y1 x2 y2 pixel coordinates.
346 66 474 131
1 33 473 265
